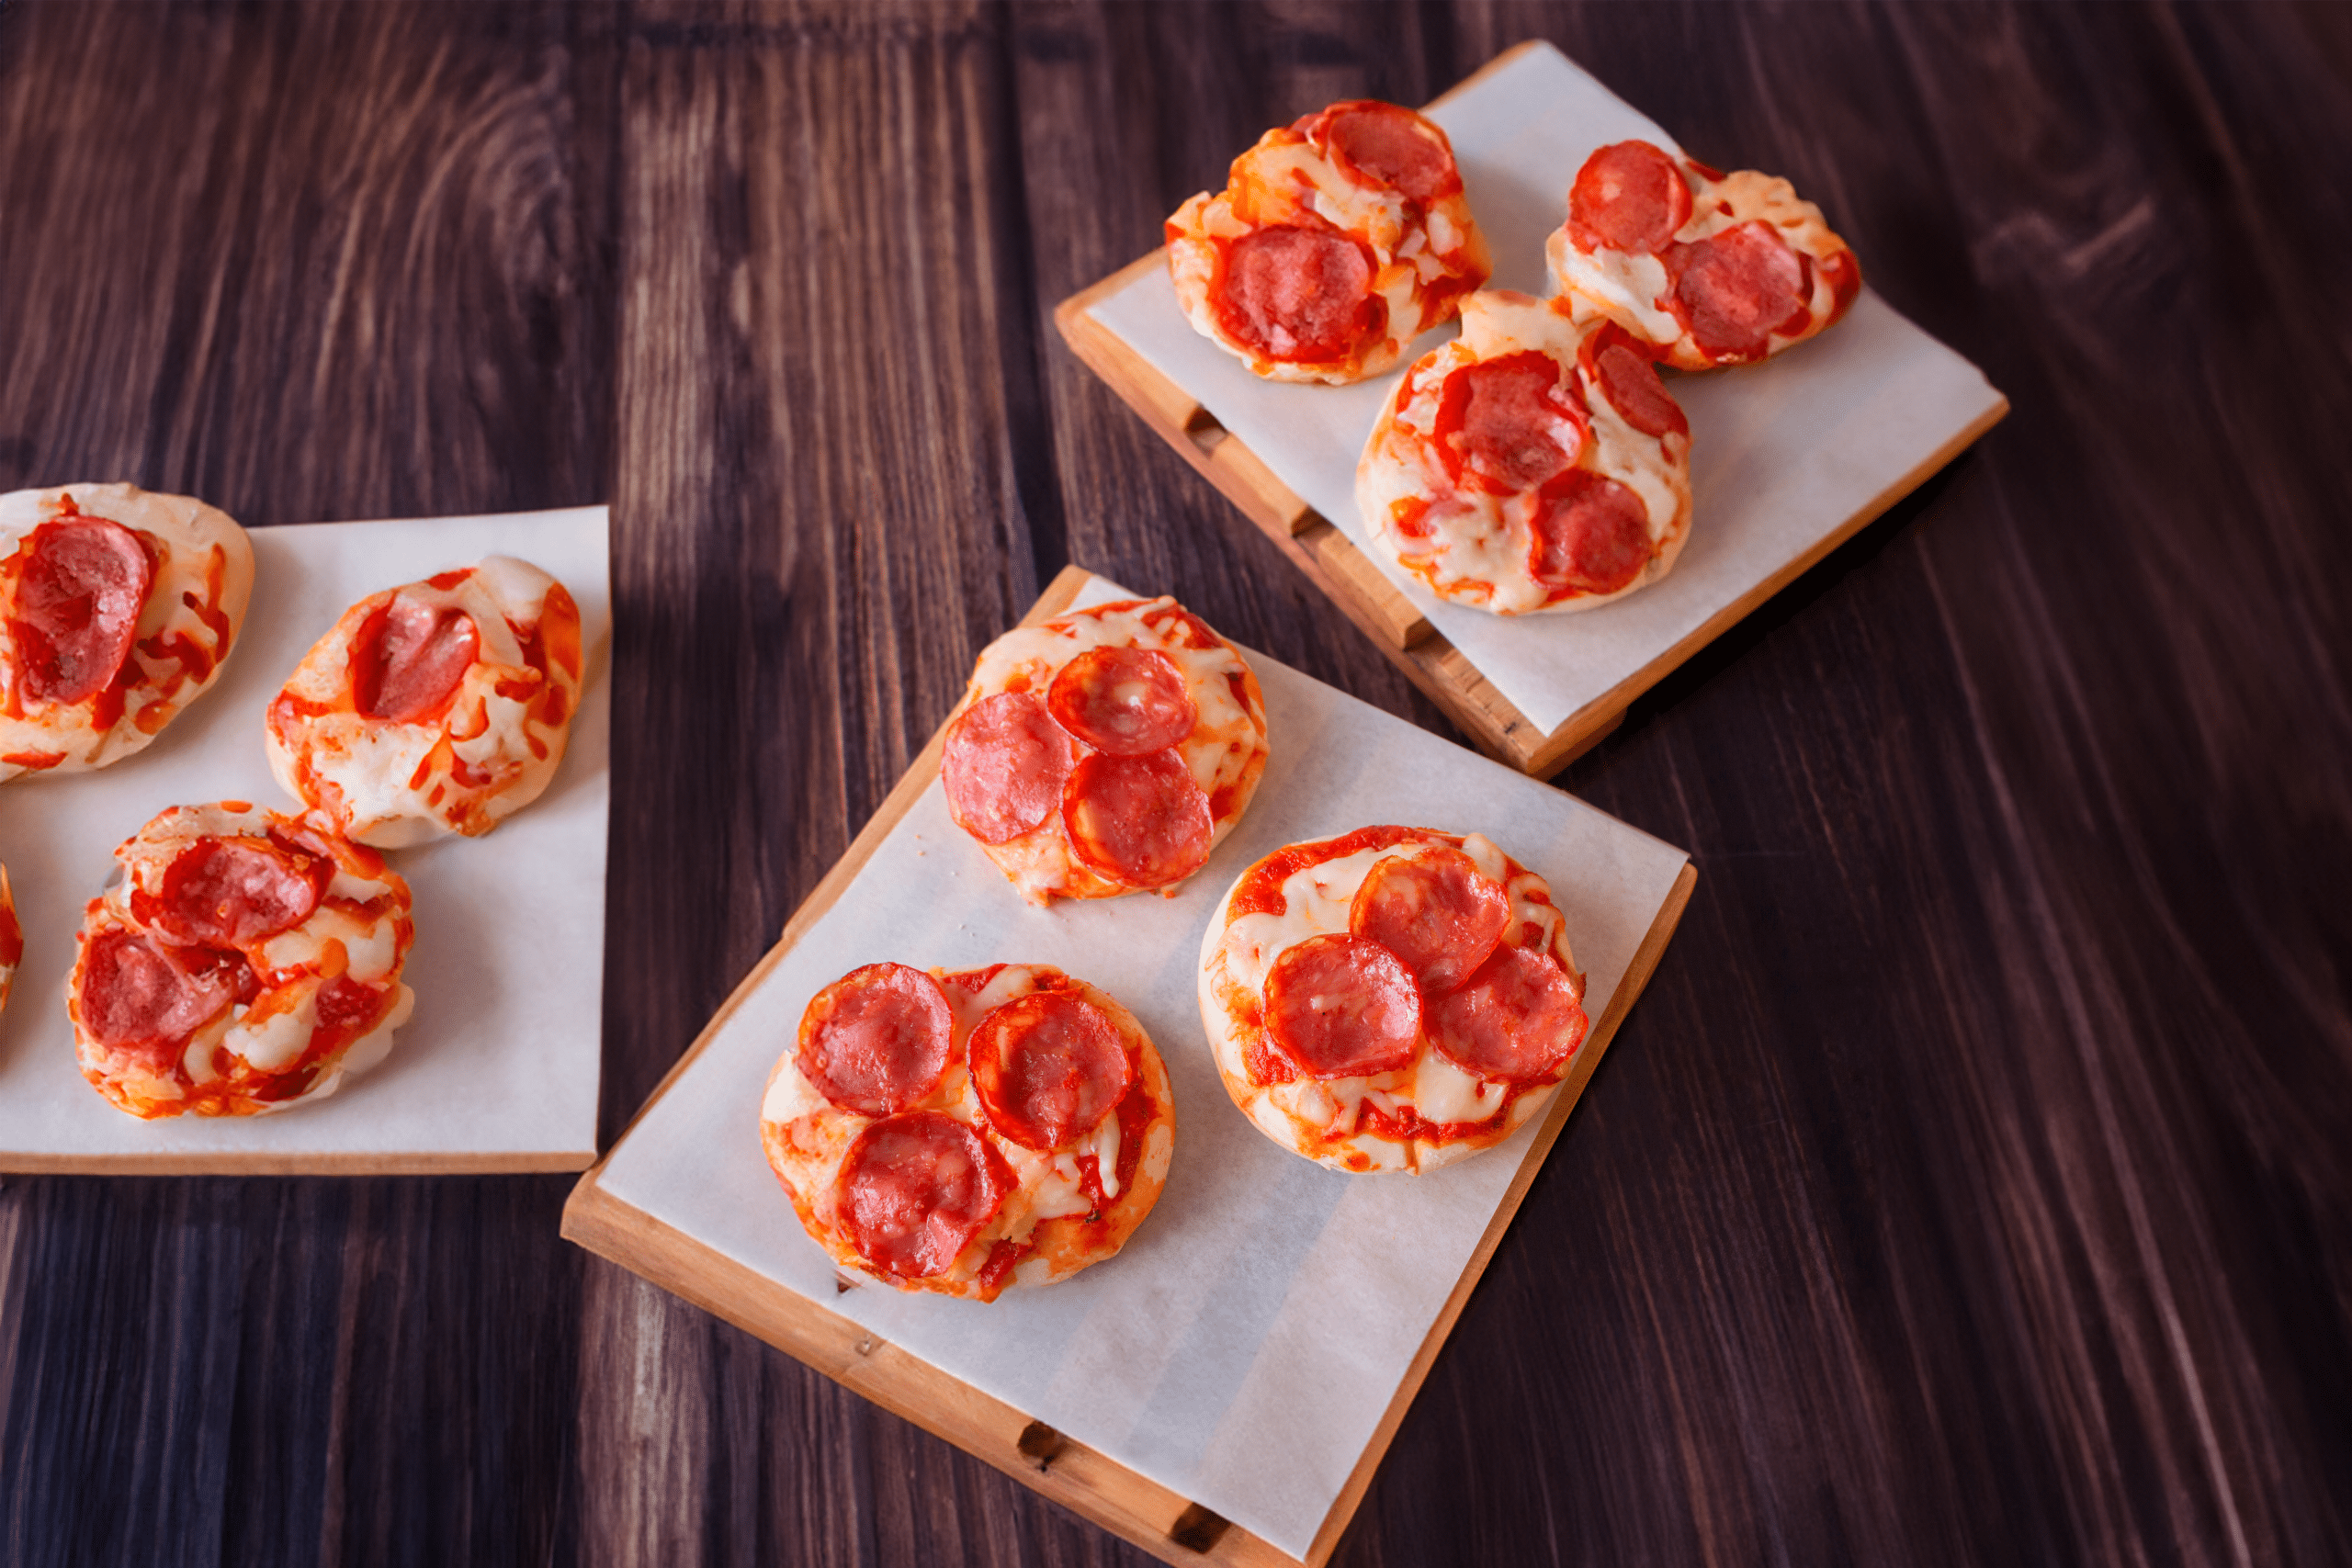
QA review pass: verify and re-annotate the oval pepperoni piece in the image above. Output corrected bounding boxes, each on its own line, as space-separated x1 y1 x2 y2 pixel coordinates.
1586 327 1689 439
1435 351 1584 492
1323 101 1457 203
357 598 481 722
943 692 1074 845
1046 646 1196 757
1532 470 1652 595
836 1110 1011 1279
970 990 1135 1152
1063 749 1215 889
1348 847 1512 997
1567 141 1691 256
152 838 322 948
1429 946 1588 1084
80 928 239 1053
1218 225 1377 363
1264 933 1421 1079
1674 221 1808 363
1817 246 1863 318
795 963 954 1117
10 516 153 706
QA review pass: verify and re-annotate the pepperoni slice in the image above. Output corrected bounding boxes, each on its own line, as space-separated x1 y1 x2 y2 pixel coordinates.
1531 470 1651 595
1063 749 1214 889
9 516 153 706
356 597 481 722
80 928 239 1054
1218 225 1377 363
1673 221 1809 363
1046 646 1196 757
1435 351 1584 492
1322 101 1457 202
969 990 1135 1152
836 1110 1011 1280
1817 246 1863 318
1429 946 1587 1084
1586 326 1688 439
151 838 322 948
1348 847 1512 997
795 963 954 1117
1264 933 1421 1079
1567 141 1691 256
943 692 1074 845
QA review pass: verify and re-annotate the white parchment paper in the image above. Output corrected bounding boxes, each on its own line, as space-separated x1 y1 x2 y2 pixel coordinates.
1088 40 2007 736
595 577 1689 1557
0 507 609 1168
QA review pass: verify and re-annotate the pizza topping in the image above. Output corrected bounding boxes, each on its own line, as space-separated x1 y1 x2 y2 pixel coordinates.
356 597 481 722
1587 326 1689 439
969 990 1135 1152
1264 933 1421 1079
151 838 322 948
1348 846 1512 997
795 963 954 1117
942 692 1074 845
1532 471 1650 594
1428 945 1588 1084
9 515 153 706
837 1110 1011 1279
1063 749 1214 889
1046 646 1196 757
1322 101 1458 202
1435 351 1584 492
1218 224 1377 363
80 927 239 1053
1567 141 1690 256
1673 220 1809 363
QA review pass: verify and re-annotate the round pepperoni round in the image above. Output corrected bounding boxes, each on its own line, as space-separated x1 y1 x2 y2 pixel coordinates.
1219 225 1376 363
1587 327 1689 440
1674 220 1809 363
1046 646 1196 757
1265 933 1422 1079
1429 946 1587 1084
970 990 1135 1152
12 515 152 706
1436 351 1583 493
1531 471 1650 595
151 838 322 948
1062 749 1214 889
795 963 954 1117
943 691 1075 845
356 599 480 723
1324 101 1457 202
80 928 239 1053
836 1110 1011 1280
1348 847 1511 997
1567 141 1691 256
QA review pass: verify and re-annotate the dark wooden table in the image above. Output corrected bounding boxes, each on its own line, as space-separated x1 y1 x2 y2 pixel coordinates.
4 3 2348 1563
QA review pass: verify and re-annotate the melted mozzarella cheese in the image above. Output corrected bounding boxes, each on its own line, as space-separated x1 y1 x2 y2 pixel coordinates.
225 990 318 1072
260 904 398 984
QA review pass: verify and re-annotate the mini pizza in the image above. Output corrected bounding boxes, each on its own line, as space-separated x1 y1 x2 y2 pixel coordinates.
762 962 1175 1302
0 863 19 1018
1 483 255 782
68 802 416 1119
1199 826 1589 1174
940 596 1268 906
1167 99 1491 384
1356 290 1692 615
266 556 582 847
1546 139 1861 370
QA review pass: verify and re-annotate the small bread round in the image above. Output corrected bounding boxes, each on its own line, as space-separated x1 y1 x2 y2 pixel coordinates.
0 863 19 1018
69 802 416 1119
1357 290 1692 615
762 963 1175 1302
1 482 255 782
1199 826 1588 1174
266 555 582 848
939 597 1268 906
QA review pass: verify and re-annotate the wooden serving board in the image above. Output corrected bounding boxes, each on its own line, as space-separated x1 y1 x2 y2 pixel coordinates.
562 566 1696 1567
1054 42 2008 779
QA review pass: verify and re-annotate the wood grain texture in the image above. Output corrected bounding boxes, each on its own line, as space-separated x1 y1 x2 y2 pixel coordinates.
3 3 2349 1566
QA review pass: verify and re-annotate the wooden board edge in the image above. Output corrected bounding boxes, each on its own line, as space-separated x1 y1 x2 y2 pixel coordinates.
0 1148 596 1176
1299 858 1698 1566
561 1171 1298 1568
